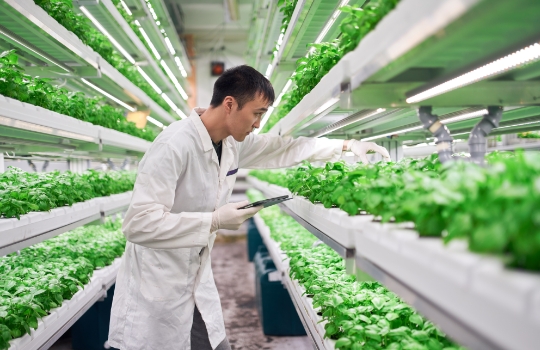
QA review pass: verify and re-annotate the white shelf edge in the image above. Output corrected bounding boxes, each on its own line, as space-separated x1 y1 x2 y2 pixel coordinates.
0 95 150 154
8 257 122 350
0 192 132 256
4 0 176 124
249 179 540 350
253 213 335 350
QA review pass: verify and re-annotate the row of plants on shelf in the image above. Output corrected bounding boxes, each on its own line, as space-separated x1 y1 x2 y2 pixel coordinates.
0 50 157 141
249 151 540 271
518 131 540 139
0 218 126 349
0 167 136 219
33 0 172 113
262 0 400 132
247 189 462 350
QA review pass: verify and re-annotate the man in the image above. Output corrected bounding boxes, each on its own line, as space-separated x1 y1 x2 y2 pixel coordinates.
108 65 390 350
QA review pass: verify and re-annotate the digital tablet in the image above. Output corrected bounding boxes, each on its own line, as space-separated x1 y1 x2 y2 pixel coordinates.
238 195 292 209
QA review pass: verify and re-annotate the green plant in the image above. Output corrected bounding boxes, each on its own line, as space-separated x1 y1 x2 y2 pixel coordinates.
261 0 400 133
0 167 136 219
250 151 540 271
517 131 540 139
247 189 462 349
33 0 172 113
0 50 157 141
0 218 126 349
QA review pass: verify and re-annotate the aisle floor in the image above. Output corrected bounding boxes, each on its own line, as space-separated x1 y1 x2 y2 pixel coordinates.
212 234 314 350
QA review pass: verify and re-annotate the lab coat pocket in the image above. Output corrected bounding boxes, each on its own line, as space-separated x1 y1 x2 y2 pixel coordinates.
140 248 190 301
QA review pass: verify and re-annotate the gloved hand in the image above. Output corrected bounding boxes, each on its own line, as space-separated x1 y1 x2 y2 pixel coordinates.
347 139 391 164
211 201 263 231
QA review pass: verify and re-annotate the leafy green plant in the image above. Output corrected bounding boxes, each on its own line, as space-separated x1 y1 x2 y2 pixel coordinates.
261 0 400 133
250 151 540 271
0 218 126 349
517 131 540 139
33 0 172 113
0 167 136 219
247 189 462 350
0 50 157 141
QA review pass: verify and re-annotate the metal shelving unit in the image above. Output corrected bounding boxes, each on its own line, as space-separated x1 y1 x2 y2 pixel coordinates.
8 257 122 350
248 178 540 350
0 191 132 256
253 214 335 350
268 0 540 143
0 0 176 124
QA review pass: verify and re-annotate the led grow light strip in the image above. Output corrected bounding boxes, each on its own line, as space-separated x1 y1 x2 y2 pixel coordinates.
407 43 540 103
361 125 423 141
119 0 132 15
80 6 136 64
256 106 275 134
0 30 70 72
135 22 161 60
441 109 488 124
146 116 164 128
81 78 135 112
313 97 340 116
175 57 188 78
317 108 387 137
164 37 176 55
161 60 188 100
273 79 293 107
160 93 186 119
136 66 162 94
314 0 350 44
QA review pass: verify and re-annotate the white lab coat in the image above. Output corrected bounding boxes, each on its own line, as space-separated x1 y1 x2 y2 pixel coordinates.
108 109 344 350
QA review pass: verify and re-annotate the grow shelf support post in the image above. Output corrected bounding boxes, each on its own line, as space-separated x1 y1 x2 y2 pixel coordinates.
468 106 503 165
417 106 454 163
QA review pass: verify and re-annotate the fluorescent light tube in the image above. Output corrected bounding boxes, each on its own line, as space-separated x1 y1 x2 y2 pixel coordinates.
0 30 70 72
175 56 188 78
495 120 540 130
147 116 164 128
161 60 188 100
81 78 135 112
136 66 162 94
160 93 179 111
80 6 135 64
451 132 470 136
407 43 540 103
317 108 386 137
256 106 275 133
313 97 340 115
361 125 423 142
119 0 132 16
265 63 273 78
164 37 176 55
441 109 488 124
176 109 187 119
139 27 161 60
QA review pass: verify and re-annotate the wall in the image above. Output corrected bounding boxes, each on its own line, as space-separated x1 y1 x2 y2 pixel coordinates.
195 43 246 108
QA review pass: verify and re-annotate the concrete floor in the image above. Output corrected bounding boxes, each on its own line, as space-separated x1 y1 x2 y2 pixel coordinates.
212 234 314 350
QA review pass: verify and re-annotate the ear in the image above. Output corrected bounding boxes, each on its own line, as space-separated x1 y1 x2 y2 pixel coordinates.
223 96 236 114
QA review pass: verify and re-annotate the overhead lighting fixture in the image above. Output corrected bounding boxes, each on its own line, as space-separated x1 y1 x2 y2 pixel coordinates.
175 109 187 119
314 0 350 45
146 116 164 128
313 97 340 116
119 0 132 16
138 27 161 60
164 37 176 55
317 108 387 137
265 63 273 78
0 116 95 142
161 60 188 100
175 56 188 78
161 92 181 113
0 30 70 72
451 132 470 137
256 106 275 133
80 6 135 64
273 79 293 107
441 109 488 124
406 43 540 103
361 125 423 142
495 120 540 130
81 78 136 112
277 33 285 46
136 66 162 94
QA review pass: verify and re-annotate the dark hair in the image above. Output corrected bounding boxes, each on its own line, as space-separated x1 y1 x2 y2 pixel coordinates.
210 65 275 110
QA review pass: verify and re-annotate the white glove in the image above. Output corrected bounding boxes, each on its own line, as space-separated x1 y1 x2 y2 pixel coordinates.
347 139 391 164
211 201 263 231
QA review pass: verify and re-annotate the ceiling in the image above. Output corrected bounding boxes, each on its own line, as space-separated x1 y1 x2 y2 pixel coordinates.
165 0 254 55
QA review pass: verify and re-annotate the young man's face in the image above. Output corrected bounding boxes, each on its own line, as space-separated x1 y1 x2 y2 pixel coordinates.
226 94 269 142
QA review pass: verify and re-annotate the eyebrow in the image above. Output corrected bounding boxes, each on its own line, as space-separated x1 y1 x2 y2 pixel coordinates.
255 107 268 112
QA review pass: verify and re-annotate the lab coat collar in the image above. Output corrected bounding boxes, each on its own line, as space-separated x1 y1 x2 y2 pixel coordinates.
189 108 214 153
189 108 234 151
